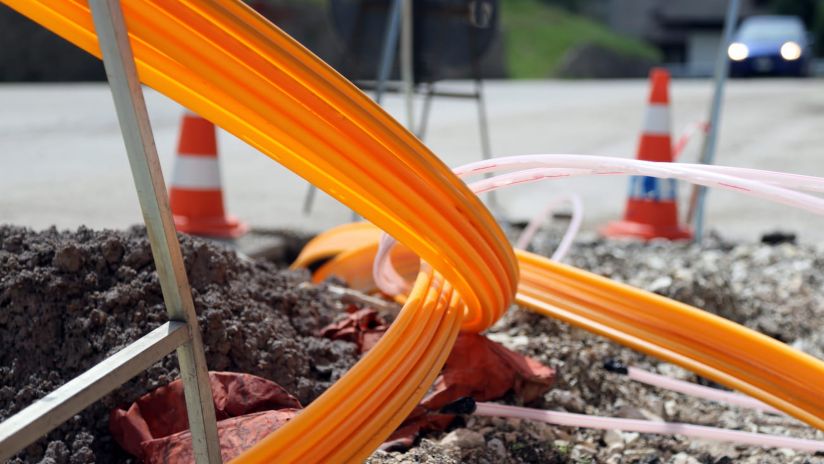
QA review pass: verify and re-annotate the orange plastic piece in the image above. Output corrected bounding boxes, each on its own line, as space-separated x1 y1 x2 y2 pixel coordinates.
297 224 824 431
291 221 383 270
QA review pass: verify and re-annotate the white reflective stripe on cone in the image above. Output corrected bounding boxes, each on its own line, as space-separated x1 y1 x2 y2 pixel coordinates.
642 104 671 136
171 155 222 190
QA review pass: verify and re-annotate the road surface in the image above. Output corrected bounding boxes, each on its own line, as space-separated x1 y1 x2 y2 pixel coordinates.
1 78 822 244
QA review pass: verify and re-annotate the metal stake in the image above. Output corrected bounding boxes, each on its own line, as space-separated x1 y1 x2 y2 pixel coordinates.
305 0 411 219
688 0 740 243
375 0 403 105
400 0 415 128
475 78 498 210
88 1 222 462
416 83 435 139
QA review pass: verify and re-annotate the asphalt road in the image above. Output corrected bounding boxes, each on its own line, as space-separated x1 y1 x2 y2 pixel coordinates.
1 78 823 244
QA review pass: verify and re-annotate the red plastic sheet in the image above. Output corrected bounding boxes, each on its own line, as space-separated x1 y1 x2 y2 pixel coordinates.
110 372 301 462
319 312 555 449
319 306 388 353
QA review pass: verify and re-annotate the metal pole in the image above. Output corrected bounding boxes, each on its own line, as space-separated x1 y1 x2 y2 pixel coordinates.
375 0 403 105
688 0 740 243
302 183 316 215
400 0 415 128
475 78 498 210
88 2 222 463
416 83 435 139
308 0 402 218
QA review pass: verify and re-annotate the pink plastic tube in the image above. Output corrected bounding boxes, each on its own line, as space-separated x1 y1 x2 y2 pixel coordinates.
457 156 824 214
373 155 824 296
475 402 824 452
626 367 783 415
468 166 824 215
514 193 583 262
457 155 824 194
373 233 411 295
679 164 824 194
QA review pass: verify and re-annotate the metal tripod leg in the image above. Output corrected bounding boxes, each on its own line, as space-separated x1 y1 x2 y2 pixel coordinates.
416 83 435 139
304 0 404 219
475 78 498 211
688 0 740 243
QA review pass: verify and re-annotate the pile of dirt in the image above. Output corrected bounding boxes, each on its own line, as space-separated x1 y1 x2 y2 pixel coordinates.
371 230 824 464
0 225 358 463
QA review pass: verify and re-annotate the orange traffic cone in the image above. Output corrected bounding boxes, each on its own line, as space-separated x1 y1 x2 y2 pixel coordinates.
168 112 248 238
601 68 691 240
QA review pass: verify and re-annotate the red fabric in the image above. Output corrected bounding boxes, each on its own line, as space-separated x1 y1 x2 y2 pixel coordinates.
110 372 300 461
141 409 300 464
384 333 555 449
112 327 557 459
318 325 556 450
422 333 555 410
319 307 388 353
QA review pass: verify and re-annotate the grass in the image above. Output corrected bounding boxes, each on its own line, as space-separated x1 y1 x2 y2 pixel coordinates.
500 0 661 78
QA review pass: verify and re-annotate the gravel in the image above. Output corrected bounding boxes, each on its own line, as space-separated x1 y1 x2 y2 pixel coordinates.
370 227 824 464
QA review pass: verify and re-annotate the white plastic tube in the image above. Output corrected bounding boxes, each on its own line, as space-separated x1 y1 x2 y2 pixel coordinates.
626 367 783 415
373 155 824 296
515 193 583 262
475 402 824 453
456 156 824 214
680 164 824 194
373 232 411 295
456 155 824 196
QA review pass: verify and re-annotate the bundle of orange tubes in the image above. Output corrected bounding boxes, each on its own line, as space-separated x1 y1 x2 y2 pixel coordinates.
5 1 821 462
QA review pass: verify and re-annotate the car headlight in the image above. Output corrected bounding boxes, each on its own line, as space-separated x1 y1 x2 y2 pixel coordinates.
780 41 802 61
727 42 749 61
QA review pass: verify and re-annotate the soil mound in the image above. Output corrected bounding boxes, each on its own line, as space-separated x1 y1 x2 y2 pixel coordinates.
0 225 358 463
